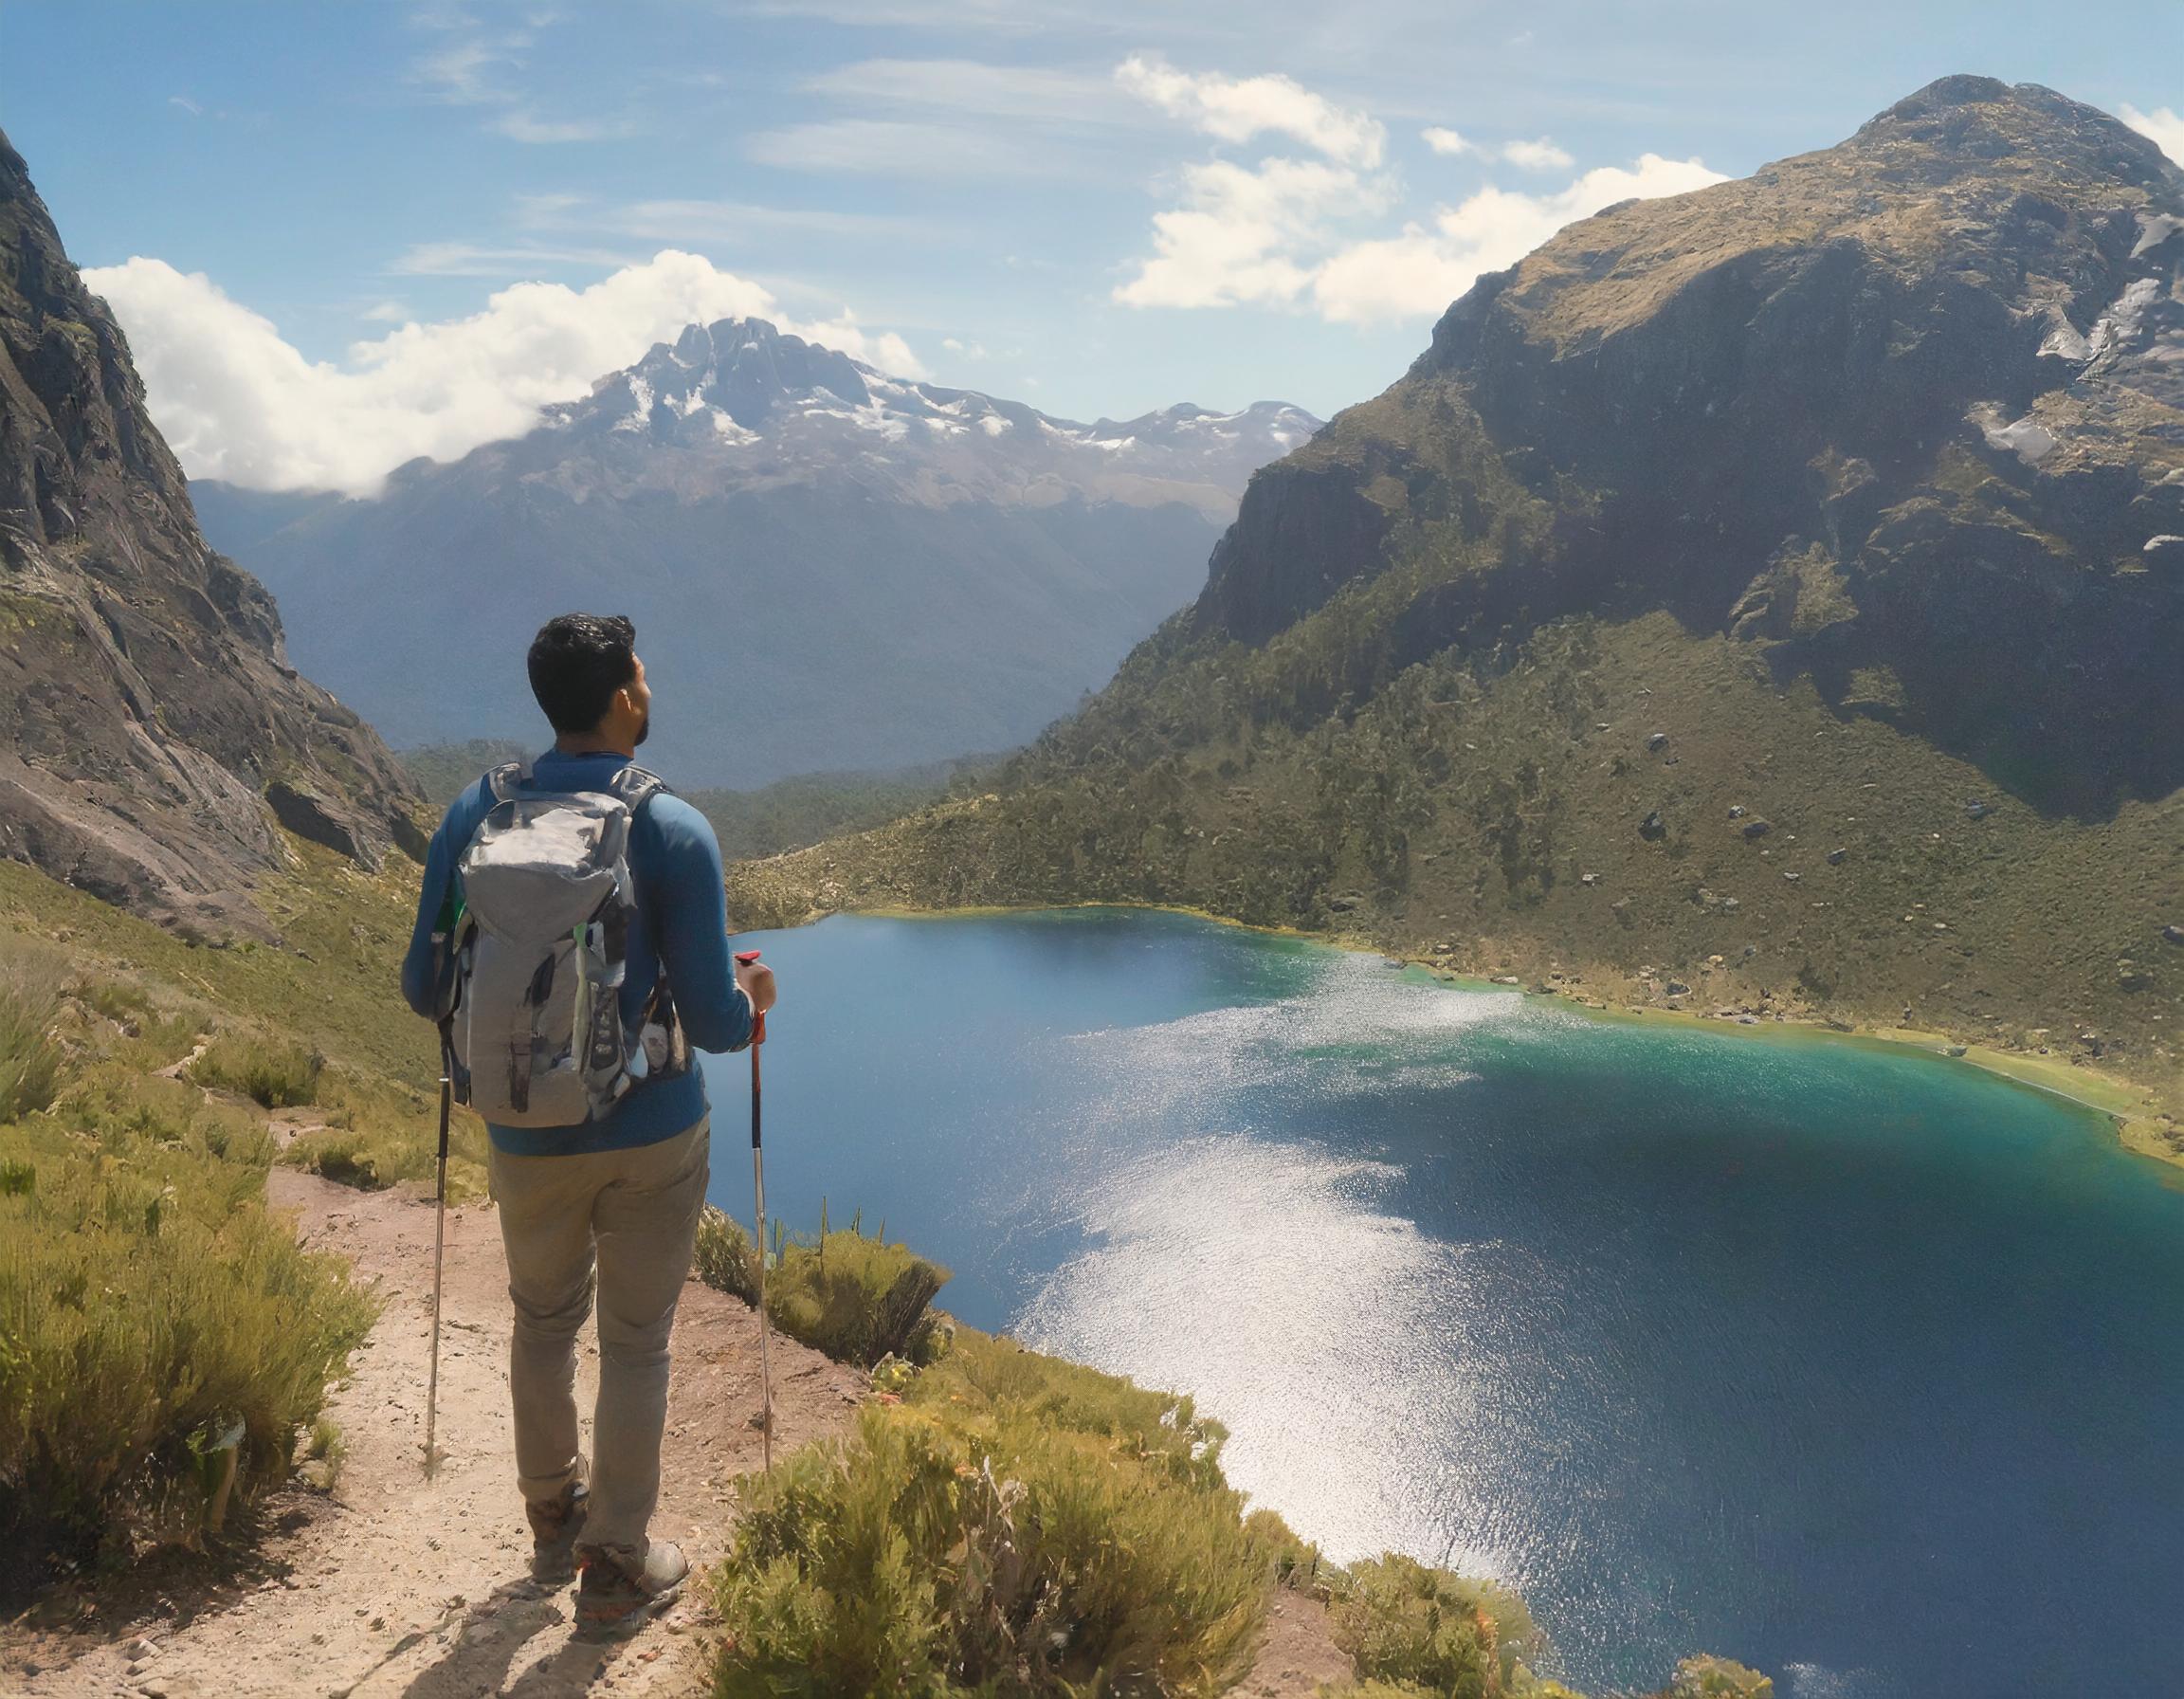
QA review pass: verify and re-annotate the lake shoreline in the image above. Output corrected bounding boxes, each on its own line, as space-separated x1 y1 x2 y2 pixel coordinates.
830 898 2182 1175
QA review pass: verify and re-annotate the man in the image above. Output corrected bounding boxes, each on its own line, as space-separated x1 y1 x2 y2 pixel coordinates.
400 612 777 1634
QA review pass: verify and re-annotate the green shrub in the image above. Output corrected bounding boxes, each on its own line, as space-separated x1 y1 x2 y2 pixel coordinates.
278 1070 486 1200
0 1112 375 1582
714 1326 1283 1698
0 980 63 1122
695 1204 761 1302
1661 1656 1772 1698
693 1206 951 1368
188 1031 323 1107
1330 1553 1542 1699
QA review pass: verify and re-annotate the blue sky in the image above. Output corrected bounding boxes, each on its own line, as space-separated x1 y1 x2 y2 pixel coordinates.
4 1 2178 493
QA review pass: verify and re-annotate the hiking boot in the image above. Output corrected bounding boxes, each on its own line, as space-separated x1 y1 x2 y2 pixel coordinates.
525 1463 590 1583
574 1539 688 1637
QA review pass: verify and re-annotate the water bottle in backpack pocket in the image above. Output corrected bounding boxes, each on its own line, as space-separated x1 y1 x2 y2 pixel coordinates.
444 761 685 1127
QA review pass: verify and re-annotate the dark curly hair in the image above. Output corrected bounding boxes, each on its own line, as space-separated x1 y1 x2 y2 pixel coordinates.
527 613 638 734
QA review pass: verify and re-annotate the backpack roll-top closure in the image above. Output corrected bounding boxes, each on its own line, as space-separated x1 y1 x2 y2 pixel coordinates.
460 794 628 941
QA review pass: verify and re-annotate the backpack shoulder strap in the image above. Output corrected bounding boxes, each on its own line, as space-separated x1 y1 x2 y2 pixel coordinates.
484 758 532 805
610 763 670 812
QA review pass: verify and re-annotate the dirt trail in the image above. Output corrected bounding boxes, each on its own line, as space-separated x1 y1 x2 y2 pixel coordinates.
9 1174 1350 1699
13 1173 865 1699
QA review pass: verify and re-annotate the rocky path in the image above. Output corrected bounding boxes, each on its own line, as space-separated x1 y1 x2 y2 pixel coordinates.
8 1173 1352 1699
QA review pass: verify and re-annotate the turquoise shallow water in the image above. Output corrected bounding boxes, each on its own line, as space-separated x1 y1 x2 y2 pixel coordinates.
700 907 2184 1698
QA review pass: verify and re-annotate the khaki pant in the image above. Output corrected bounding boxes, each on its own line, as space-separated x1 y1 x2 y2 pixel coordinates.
488 1118 709 1553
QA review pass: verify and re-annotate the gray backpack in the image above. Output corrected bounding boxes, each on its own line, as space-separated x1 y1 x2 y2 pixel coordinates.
443 760 686 1127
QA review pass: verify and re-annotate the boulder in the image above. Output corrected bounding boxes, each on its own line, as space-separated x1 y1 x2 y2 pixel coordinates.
1742 819 1773 839
1640 810 1667 840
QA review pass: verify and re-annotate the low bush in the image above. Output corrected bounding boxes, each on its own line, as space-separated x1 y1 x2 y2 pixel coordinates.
0 1104 375 1585
693 1206 951 1368
187 1030 323 1107
713 1326 1285 1697
278 1069 487 1200
1330 1552 1544 1698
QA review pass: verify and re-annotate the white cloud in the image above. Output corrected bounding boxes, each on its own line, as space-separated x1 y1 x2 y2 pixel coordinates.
84 250 925 496
1420 125 1573 169
1116 155 1386 309
411 36 517 104
1118 54 1384 168
941 337 990 358
1501 137 1574 171
490 110 627 143
170 95 203 117
390 239 641 276
1115 57 1716 324
1312 152 1725 324
806 58 1124 124
360 299 412 323
745 117 1058 177
2121 103 2184 167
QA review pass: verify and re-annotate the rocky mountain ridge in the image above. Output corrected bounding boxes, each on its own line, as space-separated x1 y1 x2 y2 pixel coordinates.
193 324 1319 787
0 128 419 938
1193 73 2184 814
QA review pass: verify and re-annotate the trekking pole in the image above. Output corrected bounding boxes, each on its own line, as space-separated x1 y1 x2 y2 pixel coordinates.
423 1058 452 1477
735 950 774 1471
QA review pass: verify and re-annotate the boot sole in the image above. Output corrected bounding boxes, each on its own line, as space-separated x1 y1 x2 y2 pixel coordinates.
573 1576 685 1641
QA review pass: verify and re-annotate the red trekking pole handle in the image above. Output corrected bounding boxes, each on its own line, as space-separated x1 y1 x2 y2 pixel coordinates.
735 950 767 1047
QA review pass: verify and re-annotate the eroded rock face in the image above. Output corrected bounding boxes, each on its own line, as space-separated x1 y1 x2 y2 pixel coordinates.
1193 77 2184 815
0 127 421 935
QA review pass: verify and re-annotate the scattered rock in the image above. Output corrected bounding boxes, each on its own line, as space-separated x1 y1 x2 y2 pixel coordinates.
1665 980 1692 996
1728 804 1747 819
1946 1045 1968 1057
1647 732 1669 751
125 1638 158 1661
2118 959 2154 992
1580 872 1601 886
1491 976 1520 986
1783 870 1801 882
1965 798 1993 819
1741 818 1773 839
2163 923 2184 946
1723 897 1740 911
1640 810 1666 840
1827 847 1847 865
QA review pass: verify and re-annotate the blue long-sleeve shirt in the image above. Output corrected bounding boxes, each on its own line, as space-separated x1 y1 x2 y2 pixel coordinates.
401 748 754 1156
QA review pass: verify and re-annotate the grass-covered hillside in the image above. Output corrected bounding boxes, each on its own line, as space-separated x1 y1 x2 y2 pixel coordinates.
0 842 484 1589
730 608 2181 1150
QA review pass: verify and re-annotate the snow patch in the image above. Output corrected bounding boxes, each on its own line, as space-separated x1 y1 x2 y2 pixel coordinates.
2088 278 2164 357
709 408 757 444
2132 213 2184 260
1976 407 2057 466
612 375 654 433
979 414 1013 437
2144 533 2184 552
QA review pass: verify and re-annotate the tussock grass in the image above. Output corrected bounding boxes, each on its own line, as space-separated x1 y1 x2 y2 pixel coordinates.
694 1206 950 1368
0 979 63 1122
0 1099 375 1585
713 1326 1285 1698
278 1069 487 1201
188 1030 323 1107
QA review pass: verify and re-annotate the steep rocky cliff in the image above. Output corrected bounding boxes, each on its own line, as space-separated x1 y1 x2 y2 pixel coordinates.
735 79 2184 1116
0 129 420 937
1195 75 2184 815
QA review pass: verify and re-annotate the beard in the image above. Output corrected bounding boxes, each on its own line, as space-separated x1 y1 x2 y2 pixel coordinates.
634 709 650 747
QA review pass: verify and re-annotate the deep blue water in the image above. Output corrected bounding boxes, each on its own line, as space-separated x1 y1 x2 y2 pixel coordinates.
699 908 2184 1699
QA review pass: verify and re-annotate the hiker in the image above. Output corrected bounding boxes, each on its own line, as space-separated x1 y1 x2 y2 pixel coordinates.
398 612 777 1633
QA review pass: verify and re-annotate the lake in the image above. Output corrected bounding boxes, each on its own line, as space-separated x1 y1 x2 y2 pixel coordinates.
700 907 2184 1698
